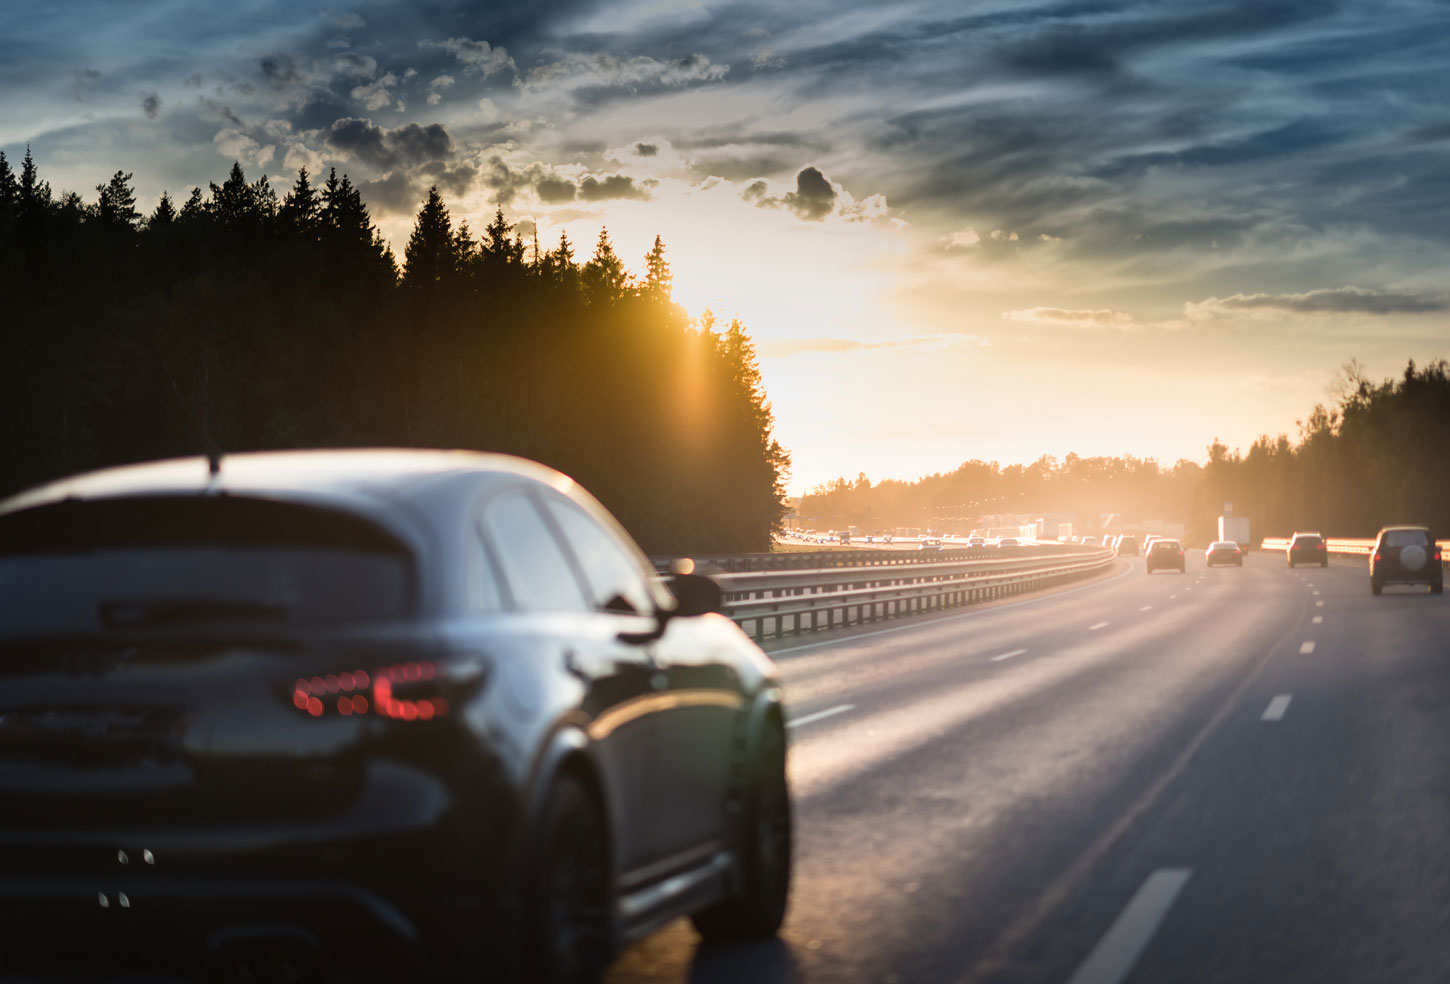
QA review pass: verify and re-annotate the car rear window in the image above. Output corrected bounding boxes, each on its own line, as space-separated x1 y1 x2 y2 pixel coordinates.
0 497 413 638
1384 529 1430 547
1152 540 1179 550
1293 535 1322 547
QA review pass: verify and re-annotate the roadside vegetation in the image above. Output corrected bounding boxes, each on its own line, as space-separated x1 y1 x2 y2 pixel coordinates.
801 359 1450 542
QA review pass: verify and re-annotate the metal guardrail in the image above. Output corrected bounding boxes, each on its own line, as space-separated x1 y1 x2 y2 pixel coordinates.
1261 537 1450 556
708 548 1117 641
651 541 1081 574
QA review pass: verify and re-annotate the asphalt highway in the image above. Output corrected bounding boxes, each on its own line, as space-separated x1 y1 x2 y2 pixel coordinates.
607 550 1450 984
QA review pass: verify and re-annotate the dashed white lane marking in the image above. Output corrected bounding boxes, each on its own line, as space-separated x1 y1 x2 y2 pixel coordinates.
1299 641 1316 654
1312 590 1320 596
1139 605 1153 612
1262 695 1292 721
787 704 855 729
1312 615 1323 624
1065 868 1193 984
1314 600 1324 607
1168 594 1178 600
1089 621 1110 631
991 648 1028 662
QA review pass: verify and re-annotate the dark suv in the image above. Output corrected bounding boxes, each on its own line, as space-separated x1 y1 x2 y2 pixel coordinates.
1115 535 1139 556
1145 538 1185 574
1286 532 1328 568
0 450 791 982
1370 525 1444 595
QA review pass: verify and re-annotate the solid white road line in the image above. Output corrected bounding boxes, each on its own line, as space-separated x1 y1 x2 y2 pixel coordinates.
991 648 1028 662
1089 621 1109 631
1262 695 1292 721
1139 605 1153 612
1312 615 1323 624
1299 641 1316 654
787 704 855 729
1065 868 1193 984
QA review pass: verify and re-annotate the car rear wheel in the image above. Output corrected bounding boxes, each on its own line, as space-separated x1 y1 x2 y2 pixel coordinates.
692 722 791 940
1371 580 1383 596
1433 581 1444 596
523 776 611 984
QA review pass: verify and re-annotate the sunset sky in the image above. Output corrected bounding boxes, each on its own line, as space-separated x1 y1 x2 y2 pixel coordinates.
5 1 1449 494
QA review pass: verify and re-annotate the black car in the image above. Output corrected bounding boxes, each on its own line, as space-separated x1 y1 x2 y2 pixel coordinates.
1205 540 1244 567
1145 538 1185 574
1115 534 1139 557
1286 531 1328 568
1370 525 1444 595
0 450 791 983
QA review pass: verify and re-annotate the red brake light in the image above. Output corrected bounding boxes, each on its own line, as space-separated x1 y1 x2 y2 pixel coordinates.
292 661 450 722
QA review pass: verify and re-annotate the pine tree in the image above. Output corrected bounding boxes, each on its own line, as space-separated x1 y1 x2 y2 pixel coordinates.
95 170 140 231
642 234 671 301
0 151 16 215
279 167 321 239
148 191 177 229
402 186 454 288
583 227 629 303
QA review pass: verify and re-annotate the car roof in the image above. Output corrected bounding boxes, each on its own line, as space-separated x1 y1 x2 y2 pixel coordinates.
0 449 572 518
1378 524 1431 533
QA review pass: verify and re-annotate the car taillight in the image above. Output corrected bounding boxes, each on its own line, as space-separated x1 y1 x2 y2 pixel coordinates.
291 660 453 721
1373 552 1382 562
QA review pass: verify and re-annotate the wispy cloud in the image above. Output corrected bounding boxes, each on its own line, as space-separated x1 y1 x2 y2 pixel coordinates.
1186 286 1448 319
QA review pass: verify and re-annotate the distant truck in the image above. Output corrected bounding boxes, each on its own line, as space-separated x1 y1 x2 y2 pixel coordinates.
838 530 851 545
1218 515 1251 548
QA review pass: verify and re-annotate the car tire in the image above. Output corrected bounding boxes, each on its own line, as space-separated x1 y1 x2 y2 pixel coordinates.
1321 560 1328 568
1433 581 1444 596
523 775 611 984
1371 580 1383 596
692 721 791 941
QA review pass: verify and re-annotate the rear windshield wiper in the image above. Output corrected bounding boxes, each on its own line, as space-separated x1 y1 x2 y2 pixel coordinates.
98 599 290 629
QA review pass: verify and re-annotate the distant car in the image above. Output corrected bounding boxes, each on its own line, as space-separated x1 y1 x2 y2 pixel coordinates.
1145 537 1185 574
1142 535 1160 553
1370 525 1443 595
1081 535 1099 546
996 537 1020 549
967 536 986 547
1286 531 1328 568
883 535 893 544
0 450 791 981
1115 535 1139 556
920 537 942 551
1205 540 1244 567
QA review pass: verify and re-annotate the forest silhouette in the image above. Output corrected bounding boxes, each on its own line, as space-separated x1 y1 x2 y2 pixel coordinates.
0 150 789 553
2 150 1445 552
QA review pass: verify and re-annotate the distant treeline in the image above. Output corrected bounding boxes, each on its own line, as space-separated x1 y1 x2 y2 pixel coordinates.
1202 359 1450 538
0 150 789 553
802 359 1450 542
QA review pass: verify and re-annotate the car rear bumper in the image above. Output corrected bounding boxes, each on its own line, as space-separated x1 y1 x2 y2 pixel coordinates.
0 873 508 981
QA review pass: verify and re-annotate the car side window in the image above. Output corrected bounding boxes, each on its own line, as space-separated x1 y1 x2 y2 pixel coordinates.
543 496 656 616
467 529 504 613
481 492 590 612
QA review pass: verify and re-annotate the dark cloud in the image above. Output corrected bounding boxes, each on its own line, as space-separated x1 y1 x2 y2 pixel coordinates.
325 118 454 169
690 152 797 182
783 166 835 220
578 174 647 201
141 92 161 119
636 142 657 156
359 171 423 216
418 159 477 197
1094 119 1344 179
536 177 577 203
183 74 203 88
260 54 306 90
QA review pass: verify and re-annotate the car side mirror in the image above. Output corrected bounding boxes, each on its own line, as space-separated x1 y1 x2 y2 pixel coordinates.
667 572 724 617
